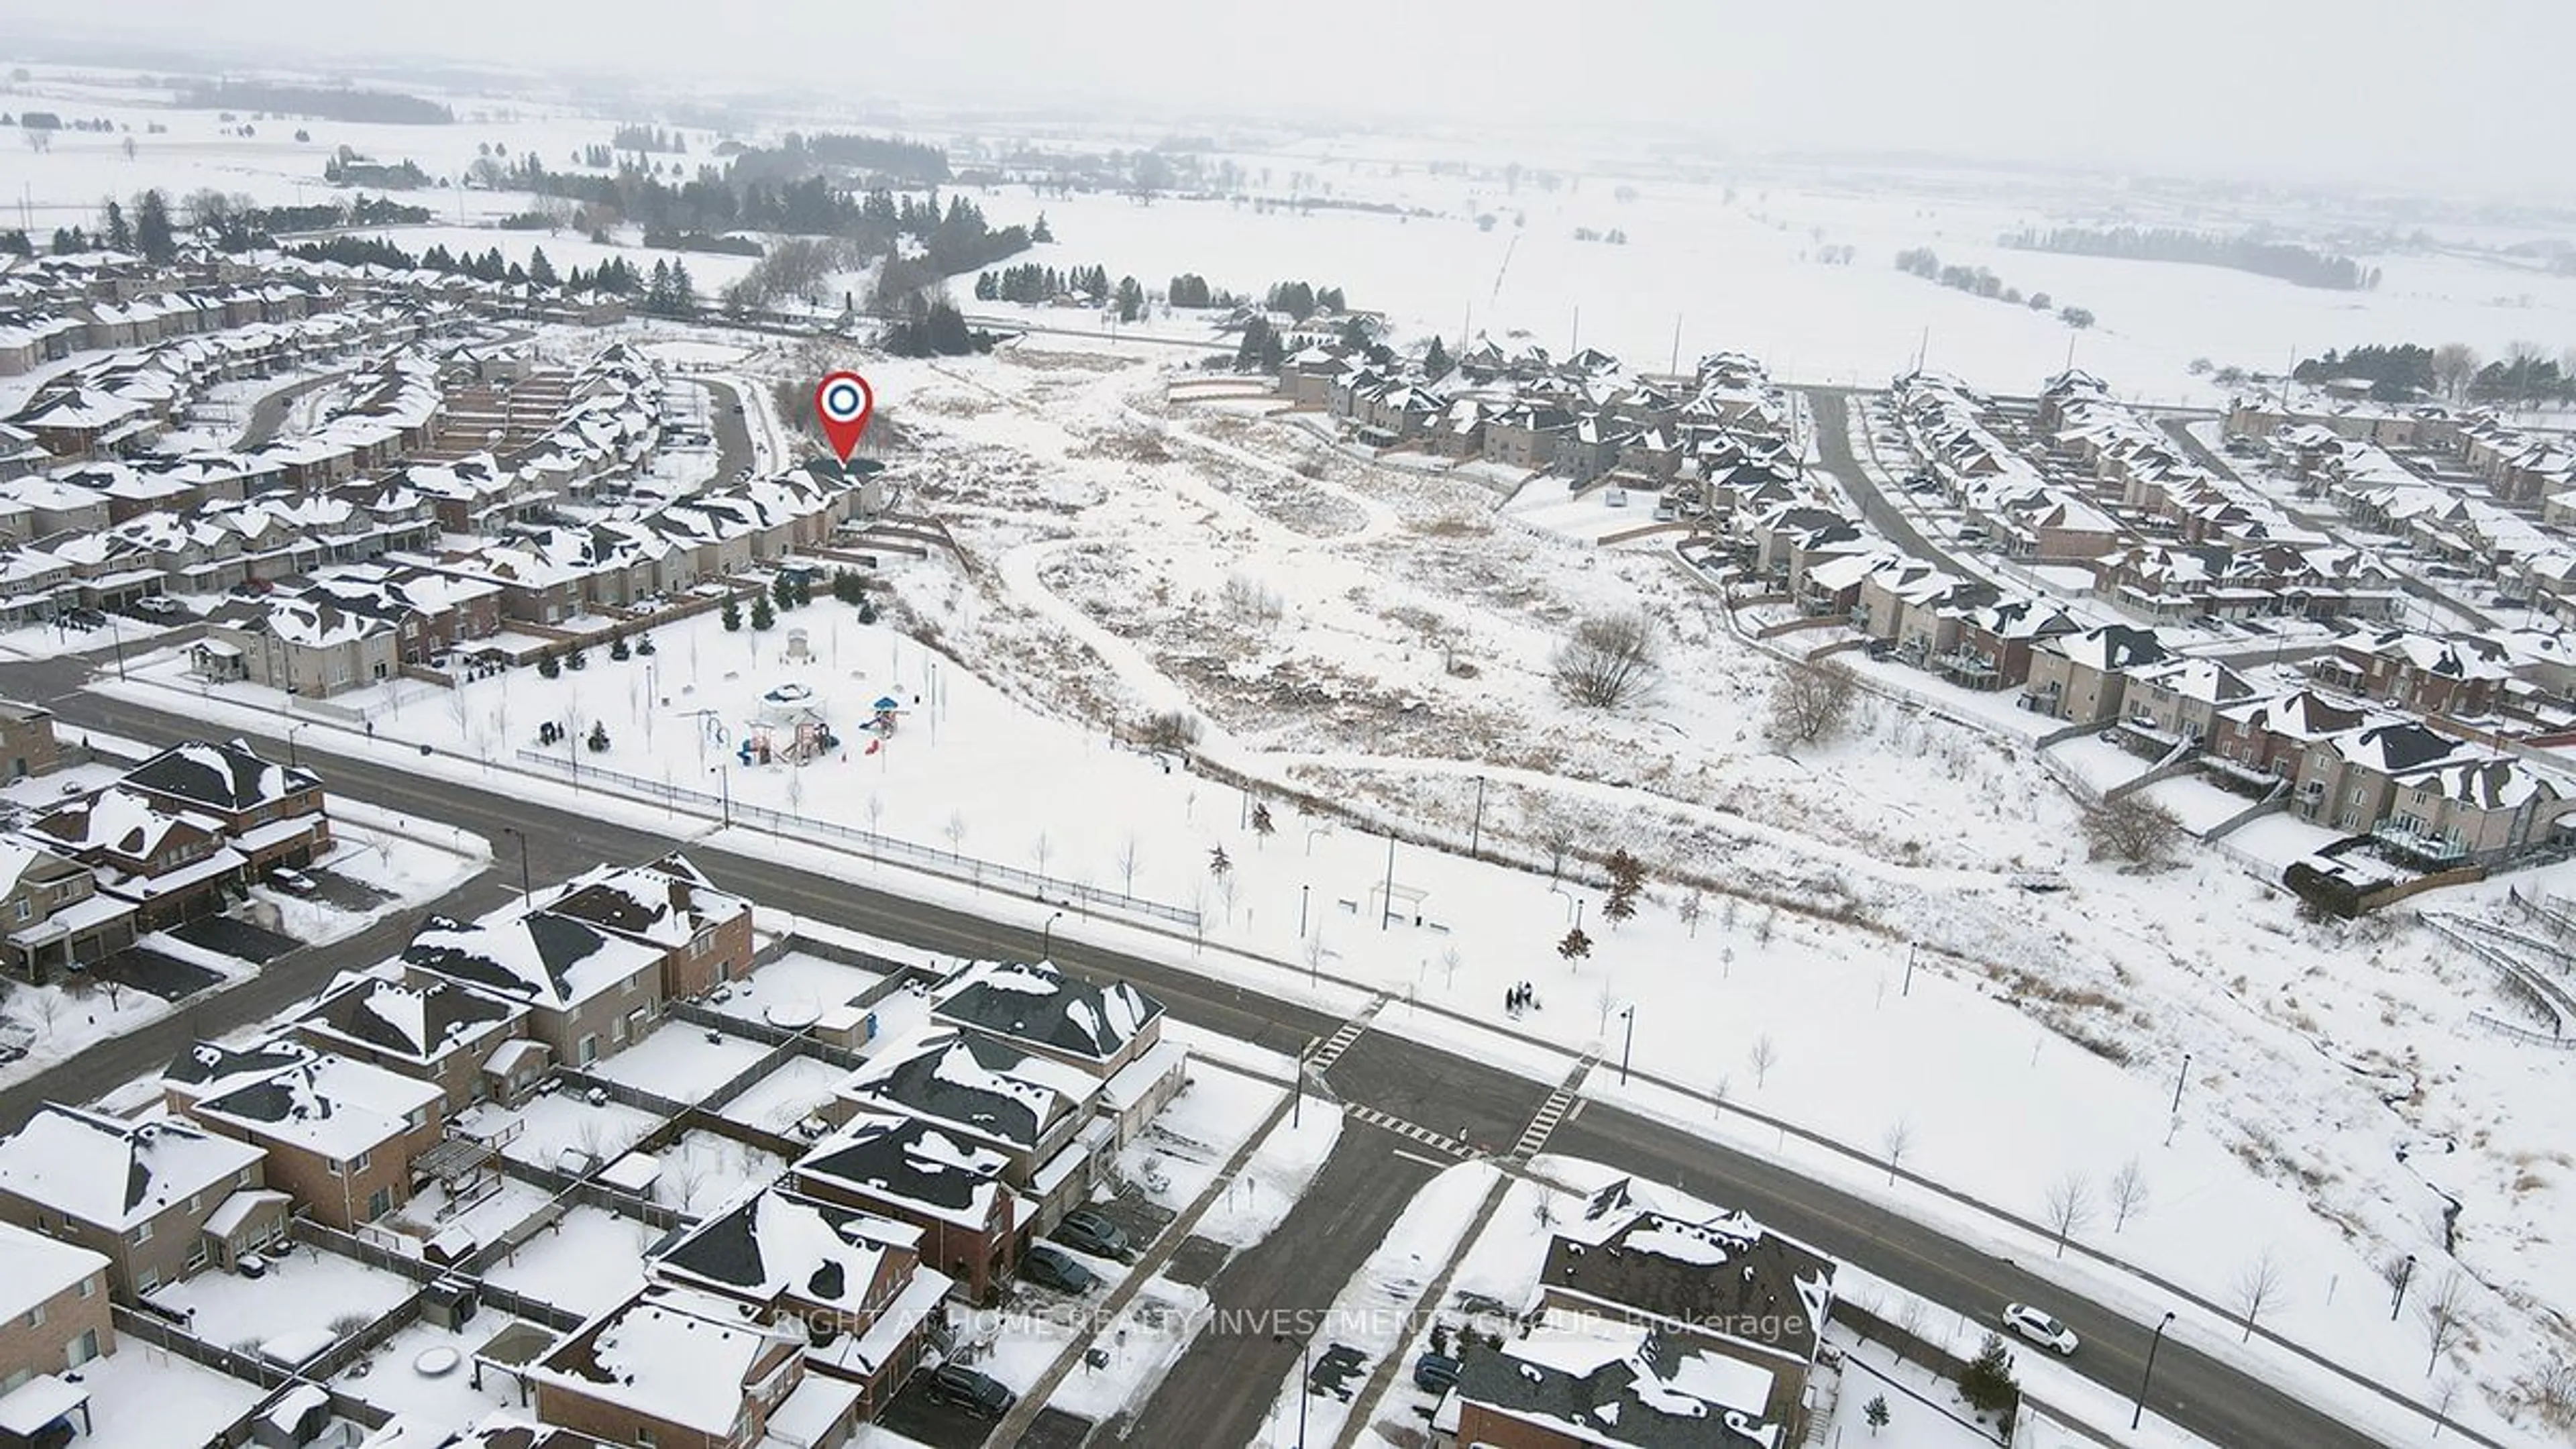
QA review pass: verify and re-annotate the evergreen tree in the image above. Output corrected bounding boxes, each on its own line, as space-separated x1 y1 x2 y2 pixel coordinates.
1957 1334 2021 1420
1234 315 1275 371
1864 1397 1889 1434
1208 844 1232 878
1115 274 1144 323
749 592 775 631
720 594 742 631
792 574 814 608
103 200 132 252
771 573 796 610
1031 212 1053 243
669 261 695 314
647 258 674 313
133 189 174 264
527 246 557 287
1423 334 1451 376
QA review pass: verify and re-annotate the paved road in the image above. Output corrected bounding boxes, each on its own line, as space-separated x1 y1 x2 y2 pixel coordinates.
696 375 757 484
1130 1121 1438 1448
0 670 2428 1449
1805 390 1984 578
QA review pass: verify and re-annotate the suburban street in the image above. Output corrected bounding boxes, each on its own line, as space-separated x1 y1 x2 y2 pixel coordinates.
0 663 2419 1449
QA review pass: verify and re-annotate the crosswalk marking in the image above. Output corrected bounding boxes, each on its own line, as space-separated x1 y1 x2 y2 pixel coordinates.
1511 1053 1597 1162
1346 1104 1471 1159
1307 994 1388 1075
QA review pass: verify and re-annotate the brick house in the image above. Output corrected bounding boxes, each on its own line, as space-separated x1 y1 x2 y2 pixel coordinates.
172 1042 444 1232
23 789 243 930
544 853 753 1003
2118 657 2258 745
651 1185 955 1424
0 1104 274 1298
0 843 135 985
0 703 60 781
117 738 330 872
0 1220 112 1419
528 1284 804 1449
1446 1181 1834 1449
793 1112 1020 1304
828 1030 1098 1198
2307 629 2512 720
400 912 667 1069
290 969 530 1113
2291 721 2468 833
2207 690 2373 782
928 958 1187 1150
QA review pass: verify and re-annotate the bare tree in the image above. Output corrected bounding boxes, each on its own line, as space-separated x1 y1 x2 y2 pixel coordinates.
1895 1297 1928 1366
2106 1157 2149 1232
1301 931 1328 981
2043 1171 2094 1256
2431 343 2481 401
1116 835 1142 894
1678 891 1704 938
944 810 969 854
2233 1248 2288 1342
865 792 885 837
1765 659 1860 745
1553 610 1660 708
2081 796 2182 867
1748 1033 1779 1089
1880 1118 1913 1185
28 990 64 1034
1137 709 1202 753
1030 831 1053 885
2420 1269 2472 1377
663 1159 708 1213
1214 869 1240 923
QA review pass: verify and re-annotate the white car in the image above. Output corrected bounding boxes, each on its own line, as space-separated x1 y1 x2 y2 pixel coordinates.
2004 1303 2078 1355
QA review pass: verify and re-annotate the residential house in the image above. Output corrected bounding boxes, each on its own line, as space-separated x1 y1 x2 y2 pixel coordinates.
0 1104 277 1297
172 1040 445 1232
527 1284 804 1449
2207 690 2373 788
794 1112 1022 1305
117 738 329 871
829 1029 1105 1229
2118 657 2257 746
929 958 1185 1146
0 843 136 985
23 788 241 929
2291 721 2468 833
2308 629 2512 719
544 854 753 1003
0 703 59 780
291 969 529 1113
2023 625 2171 722
651 1185 954 1424
1446 1177 1834 1449
1943 597 2079 691
0 1220 111 1431
400 912 667 1069
2377 757 2576 867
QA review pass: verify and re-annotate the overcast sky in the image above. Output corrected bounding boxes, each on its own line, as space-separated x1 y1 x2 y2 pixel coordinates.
28 1 2575 193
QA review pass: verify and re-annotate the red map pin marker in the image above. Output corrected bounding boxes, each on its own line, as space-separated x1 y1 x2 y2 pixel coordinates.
813 371 875 464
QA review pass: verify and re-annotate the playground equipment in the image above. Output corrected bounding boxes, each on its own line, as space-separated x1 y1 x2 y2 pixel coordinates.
738 682 840 765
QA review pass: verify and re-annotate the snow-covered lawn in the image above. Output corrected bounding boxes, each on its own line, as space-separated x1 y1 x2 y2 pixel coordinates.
66 1338 267 1449
474 1094 662 1172
481 1205 656 1318
380 1177 557 1260
143 1245 417 1360
713 1055 845 1135
588 1024 770 1102
651 1130 787 1216
712 951 887 1026
330 1316 529 1444
1111 1060 1289 1234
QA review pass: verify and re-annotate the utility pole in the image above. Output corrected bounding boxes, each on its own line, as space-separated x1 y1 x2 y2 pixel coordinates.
1379 833 1396 932
1669 313 1683 375
1468 776 1487 861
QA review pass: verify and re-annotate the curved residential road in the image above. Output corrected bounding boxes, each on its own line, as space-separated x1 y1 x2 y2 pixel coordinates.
0 674 2429 1449
1806 389 1985 579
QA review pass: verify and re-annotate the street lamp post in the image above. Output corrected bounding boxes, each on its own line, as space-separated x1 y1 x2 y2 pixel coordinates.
1617 1005 1635 1085
2131 1311 2176 1431
1299 884 1309 938
1468 775 1487 860
500 825 531 906
1040 909 1065 962
1902 942 1917 997
284 721 308 771
2391 1253 2417 1320
708 763 732 827
1272 1334 1309 1448
1379 833 1396 932
2171 1052 2192 1116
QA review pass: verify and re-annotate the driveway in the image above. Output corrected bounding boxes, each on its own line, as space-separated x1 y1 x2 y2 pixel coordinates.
169 914 303 965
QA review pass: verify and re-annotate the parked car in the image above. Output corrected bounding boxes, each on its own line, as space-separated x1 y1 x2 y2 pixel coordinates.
922 1363 1015 1418
1054 1207 1131 1258
1412 1352 1462 1392
267 867 318 895
1021 1244 1098 1295
133 596 184 619
2004 1302 2079 1355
